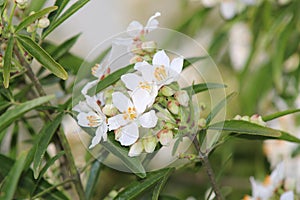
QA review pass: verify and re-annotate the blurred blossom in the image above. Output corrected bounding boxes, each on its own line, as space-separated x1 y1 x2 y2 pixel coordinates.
229 22 251 71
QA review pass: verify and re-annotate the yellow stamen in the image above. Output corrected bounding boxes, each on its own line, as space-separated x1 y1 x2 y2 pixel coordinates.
154 65 167 81
139 81 152 92
87 115 102 127
123 107 137 120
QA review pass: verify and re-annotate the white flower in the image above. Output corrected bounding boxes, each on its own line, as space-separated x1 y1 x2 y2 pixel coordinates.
280 191 294 200
121 73 158 112
107 92 158 146
134 50 184 88
73 95 108 148
220 0 255 19
114 12 161 46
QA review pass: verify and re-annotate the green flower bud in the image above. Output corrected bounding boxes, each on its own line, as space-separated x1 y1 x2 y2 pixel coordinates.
16 0 28 9
102 104 118 117
161 85 175 97
198 118 207 128
142 136 157 153
164 122 175 129
167 100 180 115
38 17 50 29
26 24 36 33
141 41 157 53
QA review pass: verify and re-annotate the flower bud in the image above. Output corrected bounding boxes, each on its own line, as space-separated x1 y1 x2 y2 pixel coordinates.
1 43 7 51
164 122 175 129
130 43 144 55
250 114 266 126
129 55 143 64
198 118 207 128
102 104 118 117
142 54 152 62
141 41 157 53
174 90 189 107
241 116 250 121
16 0 28 9
167 100 180 115
26 24 36 33
142 136 157 153
233 115 242 120
38 17 50 28
160 85 175 97
128 140 143 157
157 129 173 146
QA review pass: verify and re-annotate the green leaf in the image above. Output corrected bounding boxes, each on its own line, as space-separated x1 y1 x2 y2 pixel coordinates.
101 134 146 178
42 0 90 38
33 113 64 179
0 151 27 200
183 56 208 69
114 168 174 200
51 33 81 60
0 95 54 130
208 120 281 138
152 168 174 200
206 92 237 125
15 6 58 33
47 0 70 24
91 47 112 65
88 64 134 95
262 109 300 122
16 35 68 80
27 0 48 12
183 83 227 94
85 160 102 200
3 35 14 88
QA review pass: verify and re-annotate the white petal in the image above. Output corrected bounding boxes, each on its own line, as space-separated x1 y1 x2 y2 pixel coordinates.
153 50 170 67
77 111 101 127
107 114 129 130
112 92 133 112
127 21 143 37
81 80 99 96
121 73 143 91
86 95 102 114
142 136 157 153
118 123 139 146
134 61 155 82
241 0 256 5
89 124 108 148
73 101 91 113
139 110 158 128
170 57 183 75
220 1 236 20
128 140 144 157
132 89 152 114
280 191 294 200
145 12 161 32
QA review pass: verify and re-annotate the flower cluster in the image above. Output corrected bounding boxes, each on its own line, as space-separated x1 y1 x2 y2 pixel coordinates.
233 114 266 126
73 13 197 157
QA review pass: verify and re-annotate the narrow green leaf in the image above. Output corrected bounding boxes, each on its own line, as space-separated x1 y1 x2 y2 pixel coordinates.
27 0 47 12
15 6 58 33
208 120 282 138
51 33 81 60
3 35 14 88
16 35 68 80
85 160 102 200
183 83 227 94
33 113 64 179
206 92 237 125
278 131 300 143
0 95 54 130
42 0 90 38
47 0 70 24
152 168 174 200
183 56 208 69
262 109 300 122
88 64 134 95
114 168 174 200
0 151 27 200
101 134 146 178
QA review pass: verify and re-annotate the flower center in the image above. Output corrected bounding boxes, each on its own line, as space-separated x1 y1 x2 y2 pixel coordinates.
123 107 137 120
154 65 167 81
263 175 271 186
91 64 99 76
139 81 152 92
86 115 102 127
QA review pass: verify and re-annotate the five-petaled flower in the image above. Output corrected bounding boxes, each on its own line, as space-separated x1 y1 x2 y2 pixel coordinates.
134 50 184 88
73 94 108 149
107 92 158 146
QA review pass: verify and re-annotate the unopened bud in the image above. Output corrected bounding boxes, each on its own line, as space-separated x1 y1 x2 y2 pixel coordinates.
102 104 118 117
161 85 175 97
27 24 36 33
164 122 175 129
174 90 189 107
141 41 157 53
157 129 173 146
241 116 250 121
198 118 207 128
129 55 143 64
142 54 152 62
128 140 143 157
16 0 28 9
38 17 50 28
250 114 266 126
1 43 7 51
130 43 144 55
167 100 180 115
142 136 157 153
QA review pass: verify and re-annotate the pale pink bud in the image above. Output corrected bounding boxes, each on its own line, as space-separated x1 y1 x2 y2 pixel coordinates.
174 90 189 107
167 100 180 115
129 55 143 64
157 129 173 146
38 17 50 28
250 114 266 126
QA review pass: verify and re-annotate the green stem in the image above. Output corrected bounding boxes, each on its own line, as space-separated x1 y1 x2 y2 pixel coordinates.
6 2 16 33
14 46 86 200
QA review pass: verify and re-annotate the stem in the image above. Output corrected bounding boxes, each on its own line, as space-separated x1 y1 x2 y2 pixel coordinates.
200 154 224 200
14 47 86 200
6 2 16 33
